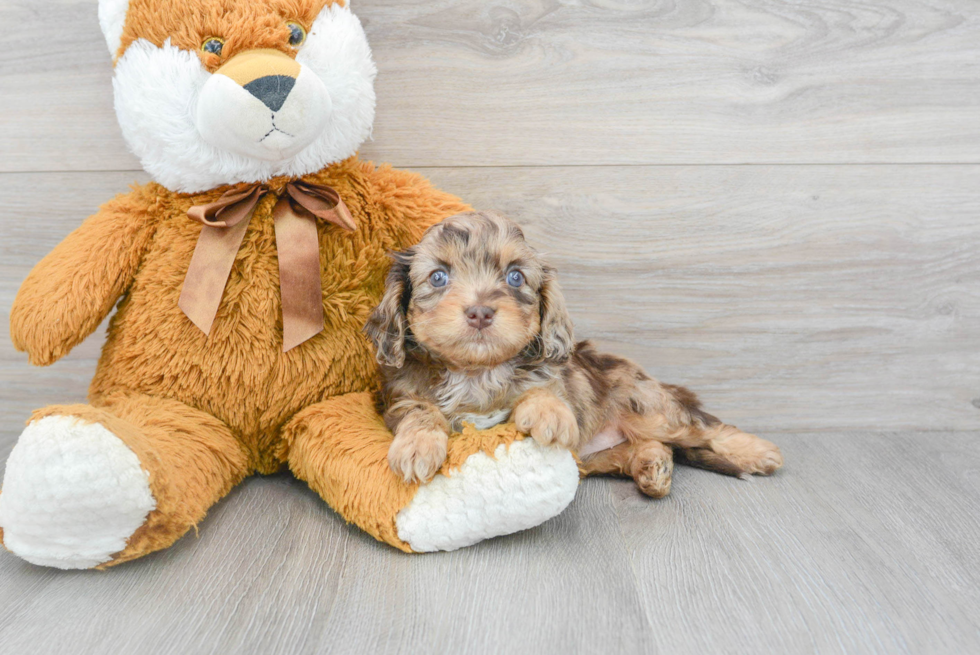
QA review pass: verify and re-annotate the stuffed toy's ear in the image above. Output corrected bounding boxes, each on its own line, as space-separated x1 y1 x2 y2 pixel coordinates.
364 251 414 368
539 267 575 363
98 0 130 59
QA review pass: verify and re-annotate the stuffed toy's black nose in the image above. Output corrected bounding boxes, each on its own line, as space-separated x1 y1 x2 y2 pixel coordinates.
465 306 496 330
243 75 296 112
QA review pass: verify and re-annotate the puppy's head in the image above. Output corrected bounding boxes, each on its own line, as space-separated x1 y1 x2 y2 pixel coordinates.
365 211 574 370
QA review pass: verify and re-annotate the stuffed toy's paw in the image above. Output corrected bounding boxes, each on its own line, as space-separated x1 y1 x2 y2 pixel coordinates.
1 397 249 570
0 416 155 569
395 436 579 552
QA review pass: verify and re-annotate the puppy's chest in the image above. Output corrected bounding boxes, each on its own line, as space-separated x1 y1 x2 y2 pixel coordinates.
433 365 551 431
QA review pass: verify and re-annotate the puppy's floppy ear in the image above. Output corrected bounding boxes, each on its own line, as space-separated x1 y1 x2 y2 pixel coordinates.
364 250 414 368
539 266 575 363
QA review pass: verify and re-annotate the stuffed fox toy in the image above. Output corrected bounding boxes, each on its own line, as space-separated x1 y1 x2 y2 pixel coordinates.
0 0 582 569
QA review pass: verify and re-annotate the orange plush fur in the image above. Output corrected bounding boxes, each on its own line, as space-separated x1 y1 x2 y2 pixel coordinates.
117 0 341 65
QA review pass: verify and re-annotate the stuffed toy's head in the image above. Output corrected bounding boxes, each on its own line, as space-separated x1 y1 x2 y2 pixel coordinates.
99 0 376 193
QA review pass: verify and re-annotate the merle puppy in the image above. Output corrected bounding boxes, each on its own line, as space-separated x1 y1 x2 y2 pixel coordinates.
364 211 783 495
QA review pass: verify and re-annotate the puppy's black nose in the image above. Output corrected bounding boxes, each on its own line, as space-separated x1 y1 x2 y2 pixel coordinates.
465 306 496 330
243 75 296 112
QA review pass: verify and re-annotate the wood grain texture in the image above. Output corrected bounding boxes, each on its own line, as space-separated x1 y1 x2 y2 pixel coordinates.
611 432 980 654
2 0 980 172
1 433 979 654
1 166 977 439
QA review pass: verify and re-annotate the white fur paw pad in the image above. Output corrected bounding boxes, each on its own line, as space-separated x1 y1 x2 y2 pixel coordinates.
0 416 156 569
395 439 580 552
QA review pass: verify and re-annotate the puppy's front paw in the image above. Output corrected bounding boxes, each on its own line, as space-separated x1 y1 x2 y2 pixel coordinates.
513 393 580 449
388 426 449 484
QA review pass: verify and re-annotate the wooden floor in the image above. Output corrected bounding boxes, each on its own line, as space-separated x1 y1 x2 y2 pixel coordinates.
0 432 977 654
2 0 979 653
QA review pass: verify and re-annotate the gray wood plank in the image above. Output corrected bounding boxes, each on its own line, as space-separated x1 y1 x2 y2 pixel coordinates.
2 166 976 438
612 432 980 654
1 433 979 654
2 0 980 172
309 480 656 655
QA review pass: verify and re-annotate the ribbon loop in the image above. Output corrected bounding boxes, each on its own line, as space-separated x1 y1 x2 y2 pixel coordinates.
284 181 357 231
178 181 356 352
187 184 269 228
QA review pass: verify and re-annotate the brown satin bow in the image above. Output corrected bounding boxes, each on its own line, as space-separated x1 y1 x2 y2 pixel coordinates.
178 180 356 352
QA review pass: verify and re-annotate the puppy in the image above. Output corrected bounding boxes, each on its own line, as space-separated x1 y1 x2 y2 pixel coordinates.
364 211 783 496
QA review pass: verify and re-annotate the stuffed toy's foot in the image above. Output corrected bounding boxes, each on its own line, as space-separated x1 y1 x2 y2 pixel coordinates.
0 415 154 569
395 438 578 552
283 393 580 553
0 396 248 569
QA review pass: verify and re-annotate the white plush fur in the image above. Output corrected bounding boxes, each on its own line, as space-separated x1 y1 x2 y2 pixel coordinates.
396 439 580 552
112 4 377 193
98 0 130 58
0 417 156 570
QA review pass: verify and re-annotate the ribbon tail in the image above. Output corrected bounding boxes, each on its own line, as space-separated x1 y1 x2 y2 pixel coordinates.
274 198 324 352
178 217 253 336
331 198 357 232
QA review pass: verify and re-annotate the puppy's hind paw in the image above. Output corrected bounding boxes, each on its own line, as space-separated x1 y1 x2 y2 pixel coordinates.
635 459 673 498
631 444 674 499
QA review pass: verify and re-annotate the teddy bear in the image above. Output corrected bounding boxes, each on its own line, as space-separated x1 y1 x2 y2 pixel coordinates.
0 0 583 570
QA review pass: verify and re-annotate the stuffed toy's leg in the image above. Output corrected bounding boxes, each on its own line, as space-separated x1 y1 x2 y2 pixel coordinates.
0 395 248 569
282 393 580 553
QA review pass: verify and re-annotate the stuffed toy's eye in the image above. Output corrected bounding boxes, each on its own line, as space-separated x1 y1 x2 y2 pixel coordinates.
429 270 449 288
506 270 525 288
201 38 225 56
287 22 308 47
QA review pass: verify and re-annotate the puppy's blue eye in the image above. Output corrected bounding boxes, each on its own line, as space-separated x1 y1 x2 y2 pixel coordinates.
429 270 449 288
507 270 525 288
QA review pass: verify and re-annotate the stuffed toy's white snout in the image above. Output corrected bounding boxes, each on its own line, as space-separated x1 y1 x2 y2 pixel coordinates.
197 49 332 162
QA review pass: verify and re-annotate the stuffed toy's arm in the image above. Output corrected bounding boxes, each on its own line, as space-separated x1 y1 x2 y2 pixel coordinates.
10 188 161 366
